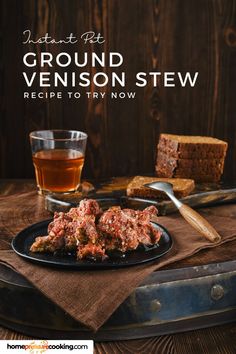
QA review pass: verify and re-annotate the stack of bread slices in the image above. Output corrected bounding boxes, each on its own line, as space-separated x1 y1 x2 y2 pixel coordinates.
156 134 228 183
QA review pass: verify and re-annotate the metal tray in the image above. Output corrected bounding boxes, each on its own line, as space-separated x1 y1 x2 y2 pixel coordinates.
45 178 236 215
0 260 236 340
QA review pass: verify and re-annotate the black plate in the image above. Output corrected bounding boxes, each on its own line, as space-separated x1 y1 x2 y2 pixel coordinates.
12 219 172 269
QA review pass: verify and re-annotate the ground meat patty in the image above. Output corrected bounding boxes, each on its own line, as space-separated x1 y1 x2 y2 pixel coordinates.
98 206 161 252
30 199 101 255
30 234 65 253
77 243 107 260
67 199 102 219
30 199 162 260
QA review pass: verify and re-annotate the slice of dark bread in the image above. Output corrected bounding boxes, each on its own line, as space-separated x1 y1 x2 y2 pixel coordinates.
158 134 228 158
157 146 227 159
156 165 222 183
156 157 225 175
127 176 195 200
174 173 221 183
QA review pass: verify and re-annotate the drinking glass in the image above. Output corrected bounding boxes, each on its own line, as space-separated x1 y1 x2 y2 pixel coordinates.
29 130 87 195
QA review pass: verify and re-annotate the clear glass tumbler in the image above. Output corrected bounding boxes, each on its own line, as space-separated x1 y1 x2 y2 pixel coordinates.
29 130 87 195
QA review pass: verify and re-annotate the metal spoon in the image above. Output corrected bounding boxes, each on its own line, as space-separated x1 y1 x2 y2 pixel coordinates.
144 182 221 243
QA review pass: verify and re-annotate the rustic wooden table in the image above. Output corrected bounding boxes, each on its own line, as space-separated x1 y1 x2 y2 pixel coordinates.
0 180 236 354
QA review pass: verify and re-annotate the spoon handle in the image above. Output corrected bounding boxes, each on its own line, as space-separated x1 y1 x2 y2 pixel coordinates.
178 204 221 243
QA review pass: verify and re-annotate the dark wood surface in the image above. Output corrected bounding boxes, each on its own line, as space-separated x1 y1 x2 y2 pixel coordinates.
1 323 236 354
0 179 236 353
1 0 236 181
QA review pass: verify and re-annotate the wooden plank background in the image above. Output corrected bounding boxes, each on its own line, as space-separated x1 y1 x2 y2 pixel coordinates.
0 0 236 181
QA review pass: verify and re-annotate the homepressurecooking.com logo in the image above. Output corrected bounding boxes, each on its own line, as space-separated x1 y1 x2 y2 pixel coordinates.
1 340 94 353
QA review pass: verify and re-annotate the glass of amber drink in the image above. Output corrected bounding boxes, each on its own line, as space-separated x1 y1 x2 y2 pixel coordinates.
29 130 87 195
